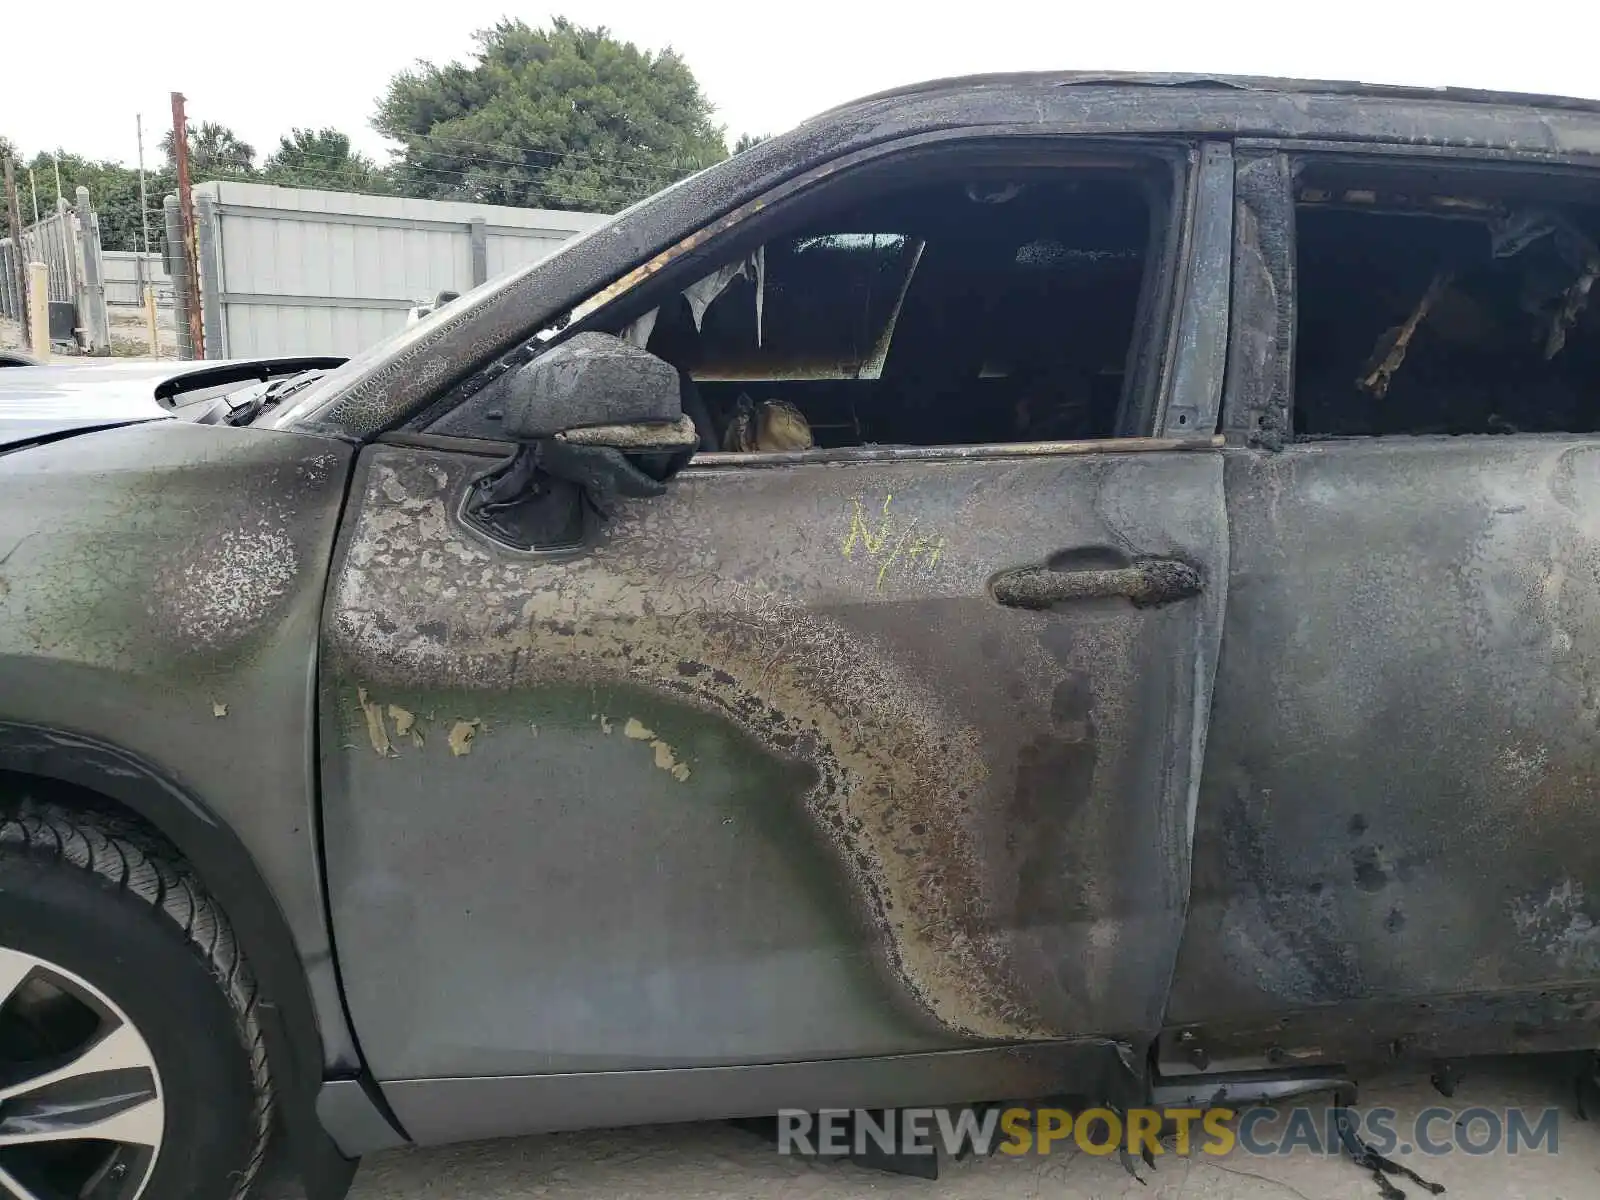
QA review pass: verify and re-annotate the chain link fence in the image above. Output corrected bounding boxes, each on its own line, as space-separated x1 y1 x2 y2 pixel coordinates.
0 187 111 353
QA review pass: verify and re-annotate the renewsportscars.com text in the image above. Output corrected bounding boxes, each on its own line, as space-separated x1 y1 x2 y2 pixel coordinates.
777 1105 1562 1158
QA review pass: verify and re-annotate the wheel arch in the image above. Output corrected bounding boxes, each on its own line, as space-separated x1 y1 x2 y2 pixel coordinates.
0 720 376 1200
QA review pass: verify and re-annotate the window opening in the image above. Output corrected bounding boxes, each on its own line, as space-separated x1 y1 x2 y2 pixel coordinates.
625 170 1162 452
1293 170 1600 438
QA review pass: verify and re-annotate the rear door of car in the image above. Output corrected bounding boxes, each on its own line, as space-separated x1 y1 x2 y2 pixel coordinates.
319 135 1235 1143
1168 145 1600 1072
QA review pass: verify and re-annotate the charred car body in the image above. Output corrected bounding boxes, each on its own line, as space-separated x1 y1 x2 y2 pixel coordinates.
3 73 1600 1200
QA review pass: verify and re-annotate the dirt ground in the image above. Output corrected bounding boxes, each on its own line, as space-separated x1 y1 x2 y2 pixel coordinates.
1 305 178 360
261 1060 1600 1200
107 302 179 358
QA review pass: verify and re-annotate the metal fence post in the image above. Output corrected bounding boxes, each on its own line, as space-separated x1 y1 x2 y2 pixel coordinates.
162 194 195 360
194 191 225 359
469 217 488 287
144 285 160 356
55 195 79 305
74 186 111 354
0 240 17 322
3 158 27 335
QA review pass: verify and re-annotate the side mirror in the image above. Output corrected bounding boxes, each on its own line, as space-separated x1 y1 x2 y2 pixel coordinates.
463 332 698 553
502 331 684 439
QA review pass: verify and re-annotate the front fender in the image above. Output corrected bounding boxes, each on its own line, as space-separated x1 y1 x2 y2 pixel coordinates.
0 421 403 1194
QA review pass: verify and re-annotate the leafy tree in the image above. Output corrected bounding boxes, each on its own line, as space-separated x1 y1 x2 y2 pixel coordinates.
161 121 256 177
14 151 168 251
263 128 388 193
375 17 727 211
0 135 19 167
732 133 769 154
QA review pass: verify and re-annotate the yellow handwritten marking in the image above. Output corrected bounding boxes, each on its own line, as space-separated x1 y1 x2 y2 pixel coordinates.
905 535 946 568
840 495 948 589
842 497 892 558
876 516 920 590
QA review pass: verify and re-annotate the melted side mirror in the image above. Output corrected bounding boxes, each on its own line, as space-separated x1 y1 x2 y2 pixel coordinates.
463 334 699 554
502 331 683 439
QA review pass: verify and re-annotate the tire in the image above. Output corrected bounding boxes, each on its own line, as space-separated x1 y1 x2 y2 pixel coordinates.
0 801 273 1200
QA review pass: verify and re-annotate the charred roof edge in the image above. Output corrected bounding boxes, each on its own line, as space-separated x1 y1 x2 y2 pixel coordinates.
814 72 1600 121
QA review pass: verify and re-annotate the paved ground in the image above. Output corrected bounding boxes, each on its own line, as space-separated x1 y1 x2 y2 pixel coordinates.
262 1059 1600 1199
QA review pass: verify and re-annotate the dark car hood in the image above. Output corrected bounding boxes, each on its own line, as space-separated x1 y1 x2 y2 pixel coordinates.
0 357 345 450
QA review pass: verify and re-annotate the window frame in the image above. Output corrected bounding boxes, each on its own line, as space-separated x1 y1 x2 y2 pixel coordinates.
422 135 1215 462
1220 144 1600 446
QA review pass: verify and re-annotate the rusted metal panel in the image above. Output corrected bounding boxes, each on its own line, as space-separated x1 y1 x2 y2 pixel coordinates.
1170 437 1600 1064
1161 984 1600 1077
320 443 1227 1085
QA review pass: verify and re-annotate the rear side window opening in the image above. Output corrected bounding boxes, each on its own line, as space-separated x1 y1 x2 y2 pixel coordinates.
1292 161 1600 438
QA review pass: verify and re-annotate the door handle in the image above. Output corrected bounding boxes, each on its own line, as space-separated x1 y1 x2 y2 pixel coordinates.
990 557 1203 610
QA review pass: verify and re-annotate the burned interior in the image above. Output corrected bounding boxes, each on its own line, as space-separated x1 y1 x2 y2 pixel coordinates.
592 157 1174 453
1293 161 1600 437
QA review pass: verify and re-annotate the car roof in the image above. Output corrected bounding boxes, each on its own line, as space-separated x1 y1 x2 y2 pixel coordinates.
822 71 1600 120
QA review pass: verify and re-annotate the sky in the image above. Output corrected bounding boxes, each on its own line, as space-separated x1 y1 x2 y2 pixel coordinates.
7 0 1599 168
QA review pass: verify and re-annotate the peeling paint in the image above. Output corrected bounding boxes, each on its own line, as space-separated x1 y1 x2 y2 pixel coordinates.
388 705 416 737
0 420 359 1076
150 519 299 654
1511 880 1600 972
336 454 1012 1034
326 446 1222 1042
358 688 392 757
638 728 692 782
448 719 480 756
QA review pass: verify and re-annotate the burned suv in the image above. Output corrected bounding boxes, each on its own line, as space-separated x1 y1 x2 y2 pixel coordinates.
3 73 1600 1200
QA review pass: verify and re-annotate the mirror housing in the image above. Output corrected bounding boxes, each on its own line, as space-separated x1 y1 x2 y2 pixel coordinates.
501 332 683 440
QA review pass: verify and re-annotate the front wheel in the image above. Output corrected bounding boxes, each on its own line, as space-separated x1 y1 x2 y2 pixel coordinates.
0 803 274 1199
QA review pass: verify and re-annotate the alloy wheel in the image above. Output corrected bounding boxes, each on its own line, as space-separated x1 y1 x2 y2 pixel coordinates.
0 946 164 1200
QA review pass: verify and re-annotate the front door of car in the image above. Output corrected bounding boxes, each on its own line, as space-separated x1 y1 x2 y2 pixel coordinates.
318 139 1233 1140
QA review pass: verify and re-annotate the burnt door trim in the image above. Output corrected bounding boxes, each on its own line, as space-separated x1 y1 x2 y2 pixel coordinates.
1217 149 1295 448
1156 140 1234 439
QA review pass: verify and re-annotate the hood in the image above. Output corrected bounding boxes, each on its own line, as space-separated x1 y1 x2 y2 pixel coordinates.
0 356 345 450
